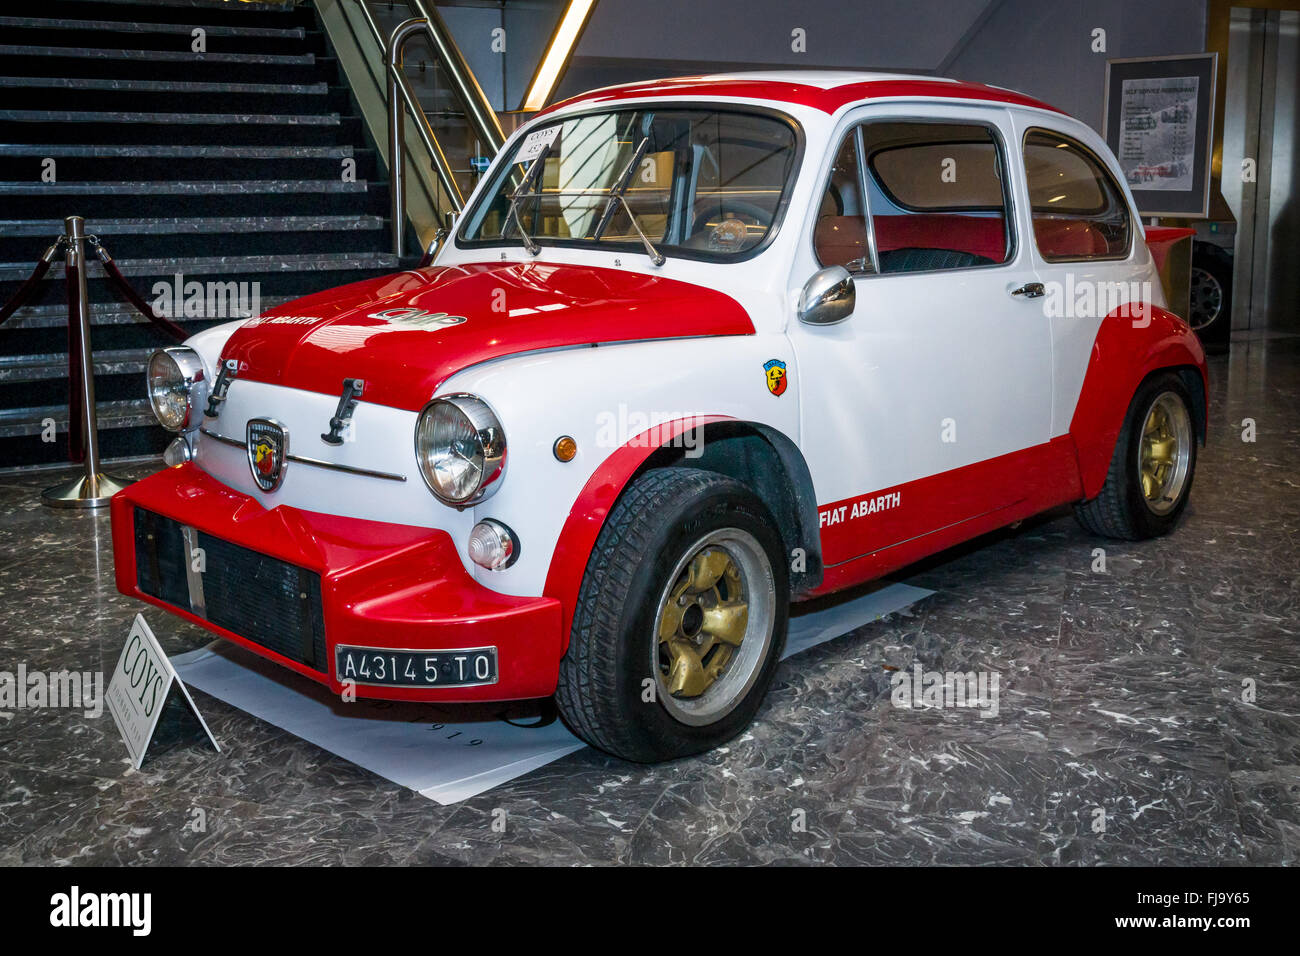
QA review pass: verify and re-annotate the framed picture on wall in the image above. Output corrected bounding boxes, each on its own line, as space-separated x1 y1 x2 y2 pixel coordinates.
1103 53 1218 217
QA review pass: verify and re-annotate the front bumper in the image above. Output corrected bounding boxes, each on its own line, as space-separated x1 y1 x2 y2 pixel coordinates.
110 463 563 702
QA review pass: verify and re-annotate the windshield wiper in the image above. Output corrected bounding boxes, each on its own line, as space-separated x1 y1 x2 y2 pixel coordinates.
499 142 551 256
593 136 665 266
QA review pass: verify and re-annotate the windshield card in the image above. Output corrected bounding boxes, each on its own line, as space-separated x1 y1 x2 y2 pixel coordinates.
516 125 560 163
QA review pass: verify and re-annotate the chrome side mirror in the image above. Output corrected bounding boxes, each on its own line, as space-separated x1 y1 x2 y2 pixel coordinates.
797 265 855 325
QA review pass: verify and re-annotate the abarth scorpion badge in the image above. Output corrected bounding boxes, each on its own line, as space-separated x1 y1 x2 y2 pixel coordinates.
246 418 289 492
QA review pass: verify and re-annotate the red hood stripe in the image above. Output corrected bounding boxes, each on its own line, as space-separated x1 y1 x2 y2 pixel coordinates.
220 261 753 411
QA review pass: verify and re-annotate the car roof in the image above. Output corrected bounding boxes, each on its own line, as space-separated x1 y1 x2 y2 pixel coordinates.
539 70 1064 119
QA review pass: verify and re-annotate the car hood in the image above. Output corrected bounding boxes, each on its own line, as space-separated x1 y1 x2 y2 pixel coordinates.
220 261 754 412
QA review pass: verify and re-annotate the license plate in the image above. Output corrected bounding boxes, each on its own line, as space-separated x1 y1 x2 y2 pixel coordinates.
335 645 498 688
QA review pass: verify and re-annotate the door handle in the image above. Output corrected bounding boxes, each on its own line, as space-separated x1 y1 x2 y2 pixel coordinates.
1011 282 1045 299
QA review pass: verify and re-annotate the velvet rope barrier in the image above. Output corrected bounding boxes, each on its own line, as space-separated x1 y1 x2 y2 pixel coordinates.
89 239 189 343
0 238 65 327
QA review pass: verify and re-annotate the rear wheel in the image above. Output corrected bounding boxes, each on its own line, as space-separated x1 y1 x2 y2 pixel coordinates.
1074 373 1198 539
1190 243 1233 336
556 467 789 762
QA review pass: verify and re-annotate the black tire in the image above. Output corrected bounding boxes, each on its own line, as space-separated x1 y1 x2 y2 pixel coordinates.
1190 242 1232 344
556 467 789 762
1074 372 1198 540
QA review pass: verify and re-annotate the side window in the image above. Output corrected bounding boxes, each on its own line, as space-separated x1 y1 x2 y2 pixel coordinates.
813 130 873 273
1023 129 1131 261
861 121 1014 274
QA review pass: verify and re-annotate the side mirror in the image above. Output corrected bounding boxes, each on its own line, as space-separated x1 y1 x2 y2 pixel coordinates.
797 265 855 325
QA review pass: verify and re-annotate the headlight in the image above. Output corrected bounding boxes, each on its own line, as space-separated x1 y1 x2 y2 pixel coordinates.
415 394 506 505
147 347 208 433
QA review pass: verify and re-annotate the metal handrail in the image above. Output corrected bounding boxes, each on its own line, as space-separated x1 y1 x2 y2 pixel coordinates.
406 0 506 156
386 16 463 255
352 6 461 194
336 1 508 255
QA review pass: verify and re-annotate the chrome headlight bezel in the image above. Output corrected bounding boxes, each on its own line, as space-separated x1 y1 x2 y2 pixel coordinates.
146 346 208 433
414 394 507 506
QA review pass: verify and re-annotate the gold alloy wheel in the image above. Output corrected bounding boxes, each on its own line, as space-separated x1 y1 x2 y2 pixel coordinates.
653 529 776 726
658 547 748 698
1138 391 1193 516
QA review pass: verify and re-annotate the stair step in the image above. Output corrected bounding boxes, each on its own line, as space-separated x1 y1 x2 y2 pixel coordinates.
0 45 313 65
0 143 352 158
0 109 339 127
0 347 151 383
0 251 399 283
0 76 328 95
0 177 385 217
0 24 318 59
0 215 388 261
0 398 154 439
0 15 305 39
2 112 364 148
0 152 375 184
0 82 343 118
0 180 365 197
1 215 384 237
1 298 291 330
0 451 163 477
53 0 301 19
0 49 330 86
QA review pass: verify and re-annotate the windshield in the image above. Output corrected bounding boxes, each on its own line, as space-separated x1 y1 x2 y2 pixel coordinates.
459 107 800 261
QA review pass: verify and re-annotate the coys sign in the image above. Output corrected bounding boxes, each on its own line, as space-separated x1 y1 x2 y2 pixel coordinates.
105 615 218 770
247 417 288 492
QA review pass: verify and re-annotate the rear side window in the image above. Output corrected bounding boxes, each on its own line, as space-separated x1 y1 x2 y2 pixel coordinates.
1023 129 1132 261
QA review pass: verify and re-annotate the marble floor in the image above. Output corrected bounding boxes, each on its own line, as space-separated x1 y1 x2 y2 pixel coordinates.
1 333 1297 866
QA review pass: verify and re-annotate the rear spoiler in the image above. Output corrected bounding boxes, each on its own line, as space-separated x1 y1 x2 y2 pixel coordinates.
1144 226 1197 323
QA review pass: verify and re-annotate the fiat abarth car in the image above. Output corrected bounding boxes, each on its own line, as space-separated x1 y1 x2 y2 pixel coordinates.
113 72 1207 762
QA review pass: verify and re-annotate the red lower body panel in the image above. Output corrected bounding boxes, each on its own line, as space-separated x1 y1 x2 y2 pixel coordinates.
811 436 1083 596
110 464 562 702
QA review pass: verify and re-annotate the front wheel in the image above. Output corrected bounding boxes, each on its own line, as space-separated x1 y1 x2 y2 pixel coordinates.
1074 372 1199 540
556 467 789 762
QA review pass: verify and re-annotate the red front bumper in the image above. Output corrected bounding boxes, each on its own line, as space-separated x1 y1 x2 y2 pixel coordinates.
110 464 563 702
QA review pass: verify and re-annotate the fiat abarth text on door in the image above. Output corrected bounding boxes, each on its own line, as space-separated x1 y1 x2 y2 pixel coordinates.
113 72 1207 762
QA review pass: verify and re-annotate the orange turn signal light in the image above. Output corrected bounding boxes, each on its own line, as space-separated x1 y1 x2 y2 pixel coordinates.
553 436 577 462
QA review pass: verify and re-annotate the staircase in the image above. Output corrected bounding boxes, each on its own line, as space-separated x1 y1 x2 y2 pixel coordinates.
0 0 407 470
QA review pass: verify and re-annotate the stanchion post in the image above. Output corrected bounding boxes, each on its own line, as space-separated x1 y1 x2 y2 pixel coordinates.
41 215 133 509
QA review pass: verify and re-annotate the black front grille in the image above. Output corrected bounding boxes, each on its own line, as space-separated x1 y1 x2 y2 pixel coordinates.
133 507 328 673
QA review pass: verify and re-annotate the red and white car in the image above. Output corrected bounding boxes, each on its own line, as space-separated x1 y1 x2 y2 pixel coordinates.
113 72 1207 762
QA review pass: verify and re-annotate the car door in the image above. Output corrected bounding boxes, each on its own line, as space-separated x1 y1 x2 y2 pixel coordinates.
788 103 1054 577
1008 117 1147 440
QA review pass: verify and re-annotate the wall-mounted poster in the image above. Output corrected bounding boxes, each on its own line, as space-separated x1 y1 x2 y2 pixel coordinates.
1103 53 1217 217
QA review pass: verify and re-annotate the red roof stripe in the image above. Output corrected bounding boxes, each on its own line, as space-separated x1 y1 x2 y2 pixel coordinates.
537 77 1063 119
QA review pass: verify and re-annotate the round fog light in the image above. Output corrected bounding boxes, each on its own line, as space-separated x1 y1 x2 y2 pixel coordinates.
468 519 518 571
162 436 193 467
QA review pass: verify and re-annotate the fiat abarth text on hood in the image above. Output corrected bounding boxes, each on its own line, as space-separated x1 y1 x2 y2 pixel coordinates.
113 72 1207 763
